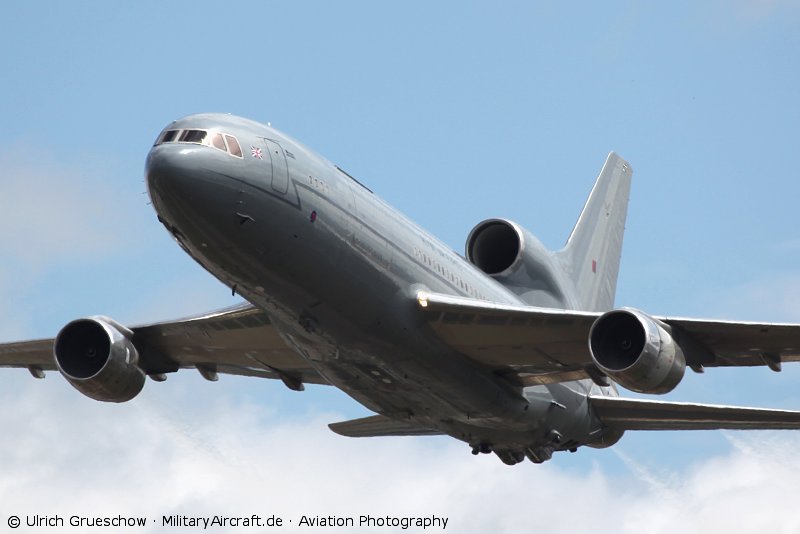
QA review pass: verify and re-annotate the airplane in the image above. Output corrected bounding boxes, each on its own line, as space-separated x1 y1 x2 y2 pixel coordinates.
4 113 800 466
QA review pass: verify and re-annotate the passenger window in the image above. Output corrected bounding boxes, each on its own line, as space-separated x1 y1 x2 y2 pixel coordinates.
225 135 243 157
211 133 226 151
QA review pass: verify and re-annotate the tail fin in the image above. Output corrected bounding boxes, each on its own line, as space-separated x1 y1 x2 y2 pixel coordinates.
556 152 632 312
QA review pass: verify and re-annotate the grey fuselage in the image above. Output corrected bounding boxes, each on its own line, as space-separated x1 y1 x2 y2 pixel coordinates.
145 113 619 462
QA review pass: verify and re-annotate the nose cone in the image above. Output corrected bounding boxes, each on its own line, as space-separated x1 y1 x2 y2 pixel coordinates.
146 144 198 219
145 144 238 249
147 145 180 203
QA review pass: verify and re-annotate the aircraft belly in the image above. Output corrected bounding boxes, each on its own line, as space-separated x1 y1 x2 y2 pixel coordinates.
249 299 534 424
257 301 610 453
155 183 502 420
151 147 610 452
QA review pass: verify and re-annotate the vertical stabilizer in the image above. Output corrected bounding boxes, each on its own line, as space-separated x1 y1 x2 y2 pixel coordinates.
556 153 632 312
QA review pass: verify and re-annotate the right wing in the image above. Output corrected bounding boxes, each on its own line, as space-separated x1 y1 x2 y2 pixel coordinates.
418 291 800 385
591 396 800 430
0 303 328 388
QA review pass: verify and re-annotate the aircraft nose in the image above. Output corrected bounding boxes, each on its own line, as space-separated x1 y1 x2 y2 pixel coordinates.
145 144 194 212
145 143 237 245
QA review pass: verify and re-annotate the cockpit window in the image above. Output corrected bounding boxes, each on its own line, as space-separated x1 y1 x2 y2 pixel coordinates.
210 133 226 151
180 130 207 143
155 127 243 158
159 130 179 144
225 135 243 157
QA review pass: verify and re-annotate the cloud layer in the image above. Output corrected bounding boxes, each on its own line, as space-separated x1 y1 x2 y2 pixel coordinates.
2 374 800 534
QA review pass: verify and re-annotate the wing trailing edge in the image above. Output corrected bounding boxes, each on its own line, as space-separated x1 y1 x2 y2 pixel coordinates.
591 395 800 431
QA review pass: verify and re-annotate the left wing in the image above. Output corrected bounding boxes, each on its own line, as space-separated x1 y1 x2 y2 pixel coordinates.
0 303 328 387
417 291 800 384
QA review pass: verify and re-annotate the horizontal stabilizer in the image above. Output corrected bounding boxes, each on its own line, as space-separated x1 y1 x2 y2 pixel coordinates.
329 415 444 438
591 396 800 431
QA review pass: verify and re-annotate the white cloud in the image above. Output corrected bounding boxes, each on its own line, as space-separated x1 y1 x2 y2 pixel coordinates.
2 376 800 534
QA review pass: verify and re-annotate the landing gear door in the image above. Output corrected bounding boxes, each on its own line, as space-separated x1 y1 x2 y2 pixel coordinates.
264 139 289 194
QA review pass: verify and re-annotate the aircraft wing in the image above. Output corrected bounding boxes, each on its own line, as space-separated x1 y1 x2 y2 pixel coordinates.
662 316 800 369
0 303 329 388
590 396 800 430
417 291 800 384
329 415 444 437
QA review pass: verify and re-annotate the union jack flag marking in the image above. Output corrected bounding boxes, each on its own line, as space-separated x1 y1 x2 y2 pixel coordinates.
250 146 263 159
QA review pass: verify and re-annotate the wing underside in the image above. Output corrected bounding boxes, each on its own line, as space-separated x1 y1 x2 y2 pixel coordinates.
0 303 328 387
418 291 800 384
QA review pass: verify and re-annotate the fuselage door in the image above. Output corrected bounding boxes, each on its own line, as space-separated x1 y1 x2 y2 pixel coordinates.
264 139 289 194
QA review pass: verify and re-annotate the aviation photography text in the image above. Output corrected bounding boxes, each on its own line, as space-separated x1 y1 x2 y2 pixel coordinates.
8 513 450 531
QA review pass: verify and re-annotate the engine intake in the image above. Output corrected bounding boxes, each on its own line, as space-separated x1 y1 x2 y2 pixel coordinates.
588 309 685 394
466 220 521 275
54 317 145 402
465 219 568 307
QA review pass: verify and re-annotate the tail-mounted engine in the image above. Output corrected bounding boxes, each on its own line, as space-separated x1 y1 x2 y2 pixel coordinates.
54 317 145 402
588 308 686 394
465 219 571 307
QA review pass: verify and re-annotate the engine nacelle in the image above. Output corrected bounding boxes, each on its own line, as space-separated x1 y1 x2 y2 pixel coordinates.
465 219 570 307
588 308 686 394
54 317 145 402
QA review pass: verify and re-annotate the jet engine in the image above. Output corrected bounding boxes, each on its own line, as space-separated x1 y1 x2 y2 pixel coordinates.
465 219 569 307
54 317 145 402
588 308 686 394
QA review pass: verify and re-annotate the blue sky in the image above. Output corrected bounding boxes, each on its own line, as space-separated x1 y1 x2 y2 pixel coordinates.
2 1 800 531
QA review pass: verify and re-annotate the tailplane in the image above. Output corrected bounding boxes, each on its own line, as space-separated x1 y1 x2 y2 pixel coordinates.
329 415 444 437
591 396 800 430
556 153 632 312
